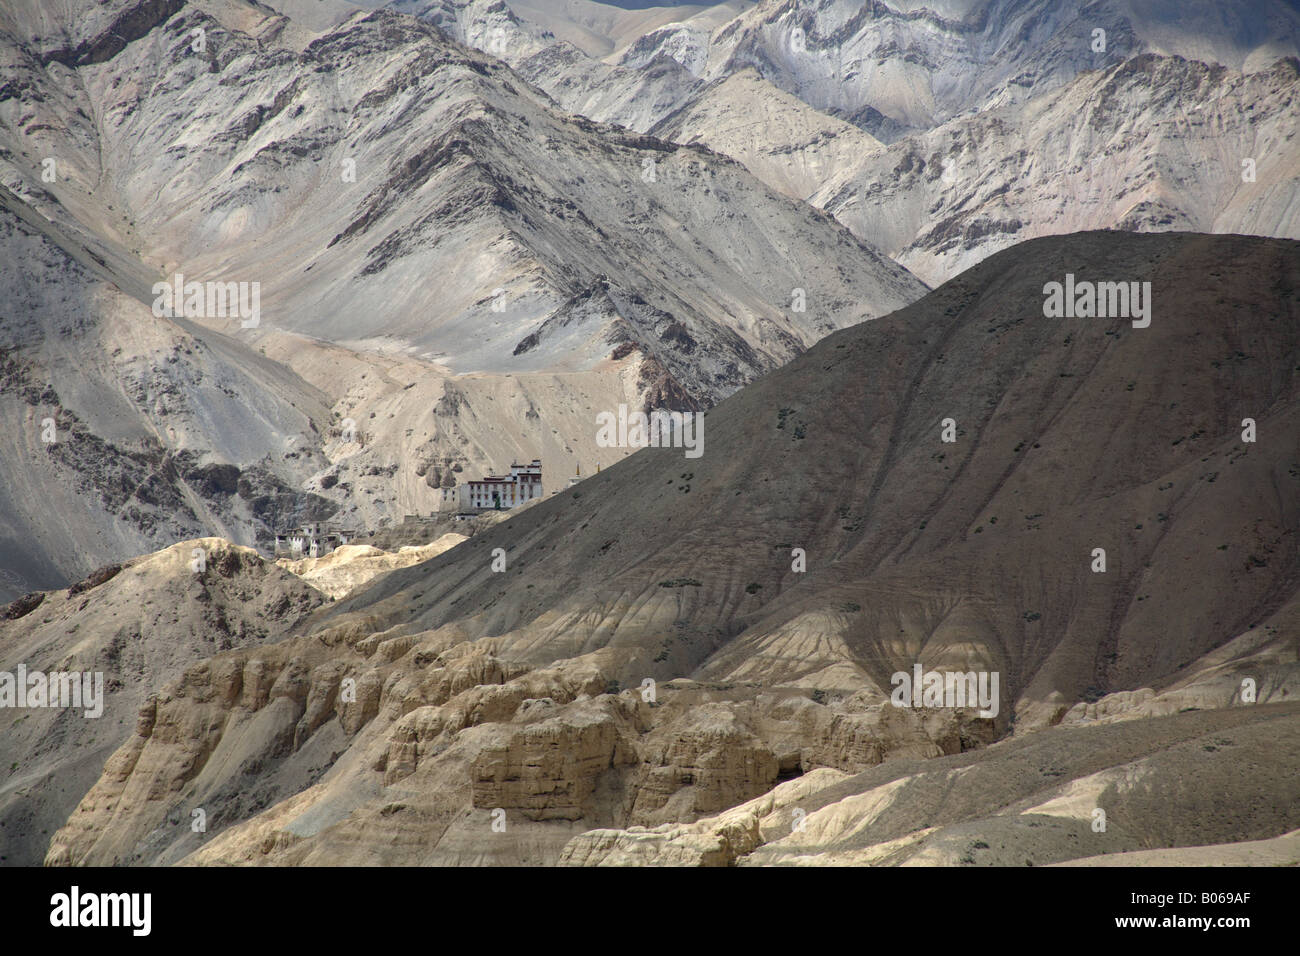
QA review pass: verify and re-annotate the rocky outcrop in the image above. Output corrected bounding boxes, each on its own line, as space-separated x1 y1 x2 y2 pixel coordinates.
559 769 851 867
44 0 187 68
559 705 1300 867
629 706 780 823
470 698 640 820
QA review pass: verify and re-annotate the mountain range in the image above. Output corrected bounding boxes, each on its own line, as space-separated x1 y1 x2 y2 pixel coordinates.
415 0 1300 282
0 0 1297 869
19 230 1300 867
0 0 922 599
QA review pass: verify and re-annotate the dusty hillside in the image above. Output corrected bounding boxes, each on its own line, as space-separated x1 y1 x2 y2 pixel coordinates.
650 66 884 202
564 704 1300 866
276 533 467 599
317 230 1299 720
1053 828 1300 867
0 201 334 603
0 539 323 865
42 231 1299 867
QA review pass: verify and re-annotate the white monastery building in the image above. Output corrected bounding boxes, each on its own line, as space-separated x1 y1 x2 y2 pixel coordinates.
441 459 543 512
274 522 355 558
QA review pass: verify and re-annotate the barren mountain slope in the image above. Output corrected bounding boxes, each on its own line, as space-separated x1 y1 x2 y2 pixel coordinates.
399 0 751 63
316 230 1299 714
413 0 1300 137
0 0 921 381
819 54 1300 285
649 66 883 202
44 231 1300 866
0 0 925 583
0 202 334 601
512 0 750 62
276 532 467 599
634 53 1300 285
696 0 1300 135
0 539 323 866
411 0 1300 288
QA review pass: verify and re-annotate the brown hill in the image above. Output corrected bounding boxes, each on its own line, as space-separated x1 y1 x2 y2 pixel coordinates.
0 539 322 865
321 229 1300 721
